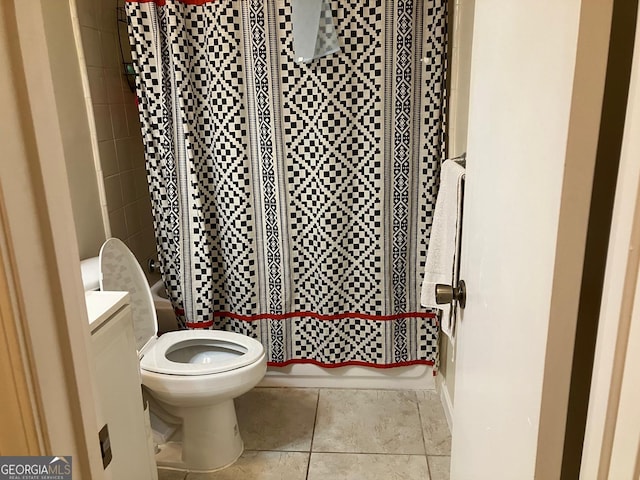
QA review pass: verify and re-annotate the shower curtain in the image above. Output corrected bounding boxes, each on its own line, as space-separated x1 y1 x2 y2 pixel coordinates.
126 0 448 367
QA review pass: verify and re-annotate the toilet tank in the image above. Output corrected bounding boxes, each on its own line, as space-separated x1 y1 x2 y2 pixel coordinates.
80 257 101 291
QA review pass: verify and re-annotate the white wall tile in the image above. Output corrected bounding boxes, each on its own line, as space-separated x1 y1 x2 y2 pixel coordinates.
98 140 118 177
79 0 155 266
103 174 124 211
110 104 128 139
87 67 107 104
128 229 156 264
140 228 158 259
115 137 135 171
137 198 154 231
81 26 102 67
133 167 149 199
105 68 125 105
93 104 113 141
97 2 117 33
130 136 146 168
100 31 119 69
125 102 141 135
124 202 142 235
108 207 127 240
75 0 98 29
120 171 137 204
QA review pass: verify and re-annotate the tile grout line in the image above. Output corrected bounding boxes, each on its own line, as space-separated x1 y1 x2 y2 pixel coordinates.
298 450 433 456
305 388 321 480
415 390 433 479
226 448 444 456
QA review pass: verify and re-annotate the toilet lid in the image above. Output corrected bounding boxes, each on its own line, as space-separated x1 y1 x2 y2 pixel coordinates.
99 238 158 353
140 330 265 376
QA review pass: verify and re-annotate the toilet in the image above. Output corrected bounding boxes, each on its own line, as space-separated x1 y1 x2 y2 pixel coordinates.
96 238 267 472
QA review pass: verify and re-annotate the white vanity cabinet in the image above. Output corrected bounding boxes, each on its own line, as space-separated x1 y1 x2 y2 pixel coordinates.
86 291 158 480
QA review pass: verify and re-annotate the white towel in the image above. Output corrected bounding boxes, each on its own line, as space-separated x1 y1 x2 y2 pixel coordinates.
421 159 465 339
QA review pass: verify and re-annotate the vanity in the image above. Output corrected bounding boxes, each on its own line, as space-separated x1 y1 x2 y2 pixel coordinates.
86 291 158 480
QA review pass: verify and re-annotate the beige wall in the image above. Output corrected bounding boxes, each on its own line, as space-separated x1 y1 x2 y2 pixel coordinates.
439 0 475 403
74 0 156 266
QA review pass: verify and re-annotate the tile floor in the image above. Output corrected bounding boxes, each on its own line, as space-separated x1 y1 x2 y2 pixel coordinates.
158 388 451 480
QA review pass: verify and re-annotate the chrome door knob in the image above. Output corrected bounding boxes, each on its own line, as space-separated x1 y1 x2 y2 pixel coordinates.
435 280 466 309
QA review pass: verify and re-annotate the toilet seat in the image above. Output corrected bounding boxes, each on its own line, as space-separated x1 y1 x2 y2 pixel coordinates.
99 238 264 377
140 330 264 376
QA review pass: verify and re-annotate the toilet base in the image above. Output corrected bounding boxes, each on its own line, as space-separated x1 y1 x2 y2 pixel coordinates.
153 399 244 472
155 439 244 473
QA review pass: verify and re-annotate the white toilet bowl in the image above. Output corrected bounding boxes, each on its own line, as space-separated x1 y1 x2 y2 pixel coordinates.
99 238 267 472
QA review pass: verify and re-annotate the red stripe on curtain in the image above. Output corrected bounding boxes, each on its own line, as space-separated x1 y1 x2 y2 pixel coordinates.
184 319 215 328
267 359 435 369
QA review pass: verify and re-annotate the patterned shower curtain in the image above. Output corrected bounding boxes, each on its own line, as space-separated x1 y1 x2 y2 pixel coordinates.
126 0 448 367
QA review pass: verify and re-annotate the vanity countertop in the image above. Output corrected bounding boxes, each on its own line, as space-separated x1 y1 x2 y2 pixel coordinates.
85 291 129 332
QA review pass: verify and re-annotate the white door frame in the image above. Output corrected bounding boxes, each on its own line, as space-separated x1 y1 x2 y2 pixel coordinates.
0 1 106 477
581 4 640 477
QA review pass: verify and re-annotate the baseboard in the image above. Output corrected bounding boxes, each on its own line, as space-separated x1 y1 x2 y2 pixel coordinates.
437 374 454 432
259 363 436 390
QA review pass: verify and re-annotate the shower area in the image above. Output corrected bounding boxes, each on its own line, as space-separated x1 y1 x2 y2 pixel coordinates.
74 0 449 383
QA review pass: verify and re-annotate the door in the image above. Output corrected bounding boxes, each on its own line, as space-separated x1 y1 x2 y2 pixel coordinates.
449 1 614 478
